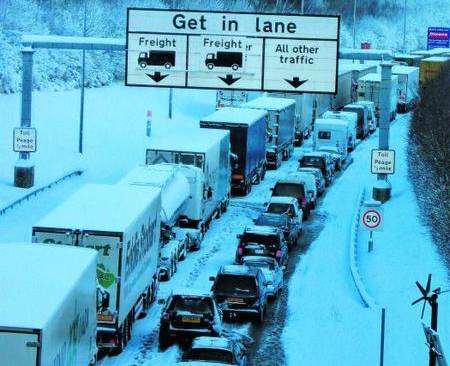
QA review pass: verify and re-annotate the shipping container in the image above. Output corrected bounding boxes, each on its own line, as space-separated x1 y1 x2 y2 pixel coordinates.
32 184 161 353
0 243 97 366
200 107 267 195
419 56 449 85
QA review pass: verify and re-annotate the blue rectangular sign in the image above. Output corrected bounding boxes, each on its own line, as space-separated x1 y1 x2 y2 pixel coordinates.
427 27 450 49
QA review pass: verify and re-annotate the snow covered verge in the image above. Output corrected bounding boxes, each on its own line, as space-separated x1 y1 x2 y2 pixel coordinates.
282 116 449 365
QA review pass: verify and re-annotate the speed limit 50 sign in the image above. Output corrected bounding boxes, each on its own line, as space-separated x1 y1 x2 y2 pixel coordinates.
361 206 383 232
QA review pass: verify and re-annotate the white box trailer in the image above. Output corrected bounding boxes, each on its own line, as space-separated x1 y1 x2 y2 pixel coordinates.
0 243 97 366
392 65 419 112
357 73 399 121
331 68 353 110
145 125 231 231
32 184 161 353
322 110 357 151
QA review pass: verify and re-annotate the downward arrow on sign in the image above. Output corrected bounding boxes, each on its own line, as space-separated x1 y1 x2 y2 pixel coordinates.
285 77 308 88
146 72 169 83
219 74 241 86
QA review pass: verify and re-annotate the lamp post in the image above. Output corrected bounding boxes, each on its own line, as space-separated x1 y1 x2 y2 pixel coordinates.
79 0 87 154
353 0 357 49
402 0 407 52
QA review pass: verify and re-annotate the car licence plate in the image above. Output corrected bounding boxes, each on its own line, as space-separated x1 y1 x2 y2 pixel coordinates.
254 249 264 254
182 316 201 324
227 297 245 304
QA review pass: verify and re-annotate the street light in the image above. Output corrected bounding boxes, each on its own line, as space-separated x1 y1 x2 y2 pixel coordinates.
402 0 407 52
352 0 357 49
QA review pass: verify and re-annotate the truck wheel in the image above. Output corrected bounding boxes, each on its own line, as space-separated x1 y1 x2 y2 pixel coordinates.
158 328 171 351
231 64 239 71
207 63 214 70
164 62 172 69
139 62 147 69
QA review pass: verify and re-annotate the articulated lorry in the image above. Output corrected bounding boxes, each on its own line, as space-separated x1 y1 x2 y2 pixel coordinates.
0 243 97 366
32 184 161 354
119 164 203 249
242 96 296 169
200 107 267 195
146 125 231 233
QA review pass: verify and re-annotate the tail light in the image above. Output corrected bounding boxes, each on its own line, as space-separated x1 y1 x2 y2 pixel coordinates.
237 245 243 255
301 196 307 208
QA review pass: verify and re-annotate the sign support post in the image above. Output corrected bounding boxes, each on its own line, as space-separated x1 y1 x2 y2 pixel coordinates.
373 62 393 203
14 47 35 188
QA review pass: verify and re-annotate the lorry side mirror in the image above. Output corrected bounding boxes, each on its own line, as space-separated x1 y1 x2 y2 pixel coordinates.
269 187 274 191
263 202 268 206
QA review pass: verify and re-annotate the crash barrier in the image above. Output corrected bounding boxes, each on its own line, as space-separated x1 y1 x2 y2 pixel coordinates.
349 187 379 308
0 170 83 216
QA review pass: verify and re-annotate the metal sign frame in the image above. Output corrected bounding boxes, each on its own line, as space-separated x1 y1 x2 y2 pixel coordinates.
125 8 340 94
371 149 395 175
13 127 37 153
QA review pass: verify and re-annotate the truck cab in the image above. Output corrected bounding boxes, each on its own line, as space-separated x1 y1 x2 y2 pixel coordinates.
343 103 370 139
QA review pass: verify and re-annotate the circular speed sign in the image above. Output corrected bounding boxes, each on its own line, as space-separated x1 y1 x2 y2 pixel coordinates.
362 209 382 230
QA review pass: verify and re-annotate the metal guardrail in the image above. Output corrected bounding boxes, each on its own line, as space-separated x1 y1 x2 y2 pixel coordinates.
0 170 83 216
349 187 379 308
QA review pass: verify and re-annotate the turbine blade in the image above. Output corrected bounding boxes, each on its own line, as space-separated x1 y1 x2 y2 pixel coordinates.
412 297 425 306
416 282 427 297
421 301 427 319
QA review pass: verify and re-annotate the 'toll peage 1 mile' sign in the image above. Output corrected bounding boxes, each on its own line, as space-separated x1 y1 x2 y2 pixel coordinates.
13 127 37 153
371 149 395 175
125 8 340 94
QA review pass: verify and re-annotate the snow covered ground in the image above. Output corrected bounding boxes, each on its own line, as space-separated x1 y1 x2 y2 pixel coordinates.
0 83 448 365
283 115 449 365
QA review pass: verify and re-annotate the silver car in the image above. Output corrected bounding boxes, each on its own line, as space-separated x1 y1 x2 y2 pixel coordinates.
242 256 284 300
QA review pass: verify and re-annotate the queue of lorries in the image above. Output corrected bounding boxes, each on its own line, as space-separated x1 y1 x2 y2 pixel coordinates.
1 49 442 365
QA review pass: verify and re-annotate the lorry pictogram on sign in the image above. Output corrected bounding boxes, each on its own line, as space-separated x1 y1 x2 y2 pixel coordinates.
125 8 340 93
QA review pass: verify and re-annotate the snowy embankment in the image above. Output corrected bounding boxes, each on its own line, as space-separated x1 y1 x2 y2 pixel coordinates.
0 83 216 207
283 115 449 365
357 119 449 365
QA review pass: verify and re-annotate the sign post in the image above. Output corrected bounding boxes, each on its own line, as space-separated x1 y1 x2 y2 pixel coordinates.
125 9 340 94
361 201 383 252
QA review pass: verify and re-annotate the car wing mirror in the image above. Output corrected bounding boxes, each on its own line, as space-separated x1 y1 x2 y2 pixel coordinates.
209 276 215 281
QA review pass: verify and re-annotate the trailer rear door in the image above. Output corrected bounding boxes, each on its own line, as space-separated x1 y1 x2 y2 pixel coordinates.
0 330 40 366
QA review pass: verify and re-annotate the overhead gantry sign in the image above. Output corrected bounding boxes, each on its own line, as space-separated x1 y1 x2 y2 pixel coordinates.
126 8 340 94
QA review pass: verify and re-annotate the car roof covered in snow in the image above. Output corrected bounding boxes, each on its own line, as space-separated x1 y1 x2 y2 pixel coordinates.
119 164 190 224
220 265 259 276
303 151 329 158
35 184 160 233
148 124 229 153
269 196 297 205
171 289 212 298
200 107 267 126
242 96 295 111
191 336 232 351
0 243 97 330
242 256 277 264
243 225 279 235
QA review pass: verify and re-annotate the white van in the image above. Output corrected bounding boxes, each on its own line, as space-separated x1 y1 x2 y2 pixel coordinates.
313 118 349 160
322 110 357 151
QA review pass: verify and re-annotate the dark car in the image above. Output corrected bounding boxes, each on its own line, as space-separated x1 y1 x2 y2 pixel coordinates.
210 265 269 323
179 336 248 365
158 291 222 349
299 152 334 186
235 225 289 266
270 179 311 220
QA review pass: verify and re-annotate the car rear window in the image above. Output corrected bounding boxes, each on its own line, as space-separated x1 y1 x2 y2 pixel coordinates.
169 296 213 314
267 203 293 215
273 183 305 199
242 233 280 247
214 274 257 295
244 260 275 270
183 348 234 363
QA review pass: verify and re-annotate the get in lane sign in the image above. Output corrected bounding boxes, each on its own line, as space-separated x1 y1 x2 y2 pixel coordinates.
126 8 340 94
